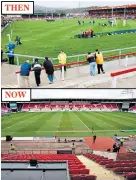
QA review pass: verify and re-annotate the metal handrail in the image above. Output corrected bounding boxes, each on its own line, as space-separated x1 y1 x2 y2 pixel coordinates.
3 46 136 61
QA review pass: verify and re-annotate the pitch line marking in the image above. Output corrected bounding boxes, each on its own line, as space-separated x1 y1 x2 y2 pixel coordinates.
74 113 91 132
2 130 125 133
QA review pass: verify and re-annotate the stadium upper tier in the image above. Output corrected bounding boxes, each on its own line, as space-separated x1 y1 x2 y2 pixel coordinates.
88 4 136 18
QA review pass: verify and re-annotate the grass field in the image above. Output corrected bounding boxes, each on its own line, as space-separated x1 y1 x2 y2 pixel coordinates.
1 18 136 65
1 111 136 137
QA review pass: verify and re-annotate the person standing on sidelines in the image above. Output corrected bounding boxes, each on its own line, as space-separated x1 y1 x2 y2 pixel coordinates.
95 49 105 74
32 58 42 87
58 51 67 80
43 57 54 84
93 135 97 143
86 52 96 76
20 60 31 88
92 127 94 134
6 48 14 65
71 143 76 154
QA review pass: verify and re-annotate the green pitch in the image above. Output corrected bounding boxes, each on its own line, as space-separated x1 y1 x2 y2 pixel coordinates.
1 18 136 65
1 111 136 137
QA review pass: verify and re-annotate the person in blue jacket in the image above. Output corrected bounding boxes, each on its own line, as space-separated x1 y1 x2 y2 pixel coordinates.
20 60 31 88
6 42 15 50
5 48 14 64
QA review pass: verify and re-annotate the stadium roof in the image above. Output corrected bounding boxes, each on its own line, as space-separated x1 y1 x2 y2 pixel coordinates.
31 89 136 100
88 4 136 11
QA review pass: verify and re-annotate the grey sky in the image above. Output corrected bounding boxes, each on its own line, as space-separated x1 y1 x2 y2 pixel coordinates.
32 89 136 99
34 1 136 8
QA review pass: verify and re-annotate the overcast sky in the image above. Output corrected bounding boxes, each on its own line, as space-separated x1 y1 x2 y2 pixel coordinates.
34 1 136 8
32 89 136 99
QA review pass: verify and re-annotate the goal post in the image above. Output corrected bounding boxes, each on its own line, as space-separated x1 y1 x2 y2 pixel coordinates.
108 18 117 26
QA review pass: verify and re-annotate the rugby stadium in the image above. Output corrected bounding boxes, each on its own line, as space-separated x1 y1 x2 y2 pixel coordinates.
1 4 136 88
1 89 136 180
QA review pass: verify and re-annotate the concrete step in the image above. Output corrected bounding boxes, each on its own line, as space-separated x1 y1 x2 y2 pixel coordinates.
77 155 123 180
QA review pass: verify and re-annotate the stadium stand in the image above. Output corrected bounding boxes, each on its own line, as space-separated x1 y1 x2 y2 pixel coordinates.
130 105 136 111
1 154 97 179
1 105 9 111
22 102 119 111
1 105 9 114
88 5 136 18
83 153 136 179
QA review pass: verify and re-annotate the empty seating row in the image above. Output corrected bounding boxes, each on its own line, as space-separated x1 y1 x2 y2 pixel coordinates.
22 103 119 110
71 174 96 180
1 154 91 176
84 153 136 179
130 105 136 111
113 167 136 173
1 105 9 110
124 172 136 180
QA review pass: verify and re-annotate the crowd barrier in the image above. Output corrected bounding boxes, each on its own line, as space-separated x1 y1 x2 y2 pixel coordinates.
15 52 136 88
111 67 136 88
4 46 136 66
1 148 93 155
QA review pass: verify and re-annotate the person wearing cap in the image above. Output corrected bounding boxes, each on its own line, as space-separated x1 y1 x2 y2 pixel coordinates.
43 57 54 84
32 58 42 87
20 60 31 88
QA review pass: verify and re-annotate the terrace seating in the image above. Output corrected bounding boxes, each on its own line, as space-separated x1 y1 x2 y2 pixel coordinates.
1 154 95 177
130 105 136 111
1 105 9 111
21 103 119 111
83 153 136 177
124 172 136 180
22 104 29 110
29 103 40 109
71 174 97 180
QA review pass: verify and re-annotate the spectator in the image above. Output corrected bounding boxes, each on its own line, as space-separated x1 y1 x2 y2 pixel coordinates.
93 135 97 143
10 144 15 150
32 58 42 87
58 138 60 143
86 52 96 76
43 57 54 84
117 144 120 153
20 60 31 88
6 42 15 50
113 143 117 152
71 143 76 154
95 49 105 74
65 138 67 143
1 48 3 60
120 138 124 146
5 48 14 65
58 51 67 80
1 48 8 64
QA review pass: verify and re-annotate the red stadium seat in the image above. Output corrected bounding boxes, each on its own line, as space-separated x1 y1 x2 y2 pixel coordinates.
123 167 133 172
113 167 124 174
124 172 136 180
133 167 136 172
